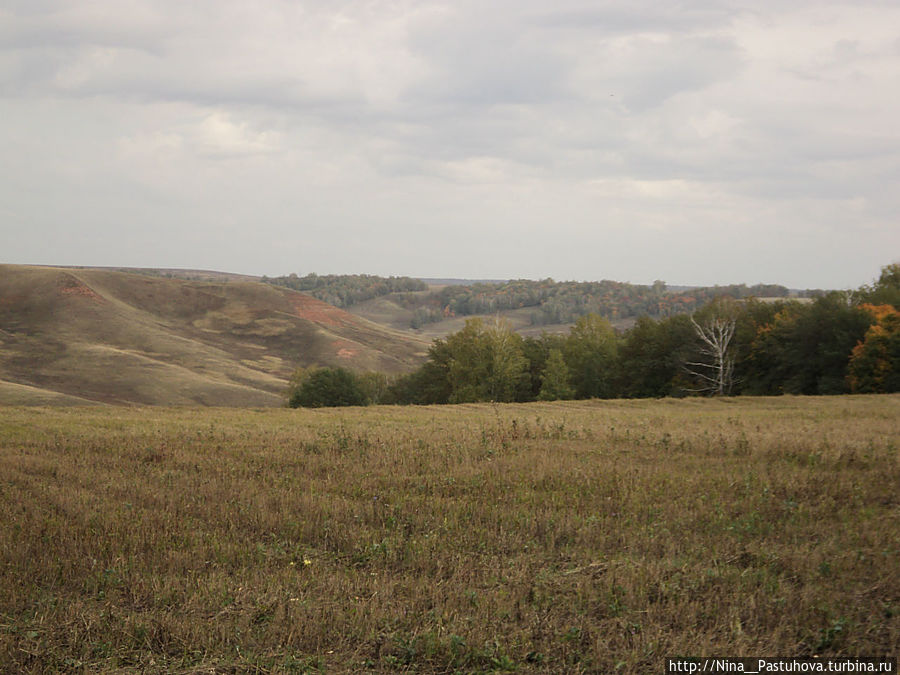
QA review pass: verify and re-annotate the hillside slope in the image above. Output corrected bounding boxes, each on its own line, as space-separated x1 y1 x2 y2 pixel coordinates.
0 265 428 406
339 277 813 338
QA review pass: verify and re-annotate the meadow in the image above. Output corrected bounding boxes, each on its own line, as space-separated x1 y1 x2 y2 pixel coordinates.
1 396 898 673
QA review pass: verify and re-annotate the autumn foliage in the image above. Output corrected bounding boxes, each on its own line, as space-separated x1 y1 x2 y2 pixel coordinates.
848 304 900 393
383 265 900 405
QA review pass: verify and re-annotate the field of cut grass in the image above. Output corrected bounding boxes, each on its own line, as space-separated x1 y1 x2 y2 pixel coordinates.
1 396 898 673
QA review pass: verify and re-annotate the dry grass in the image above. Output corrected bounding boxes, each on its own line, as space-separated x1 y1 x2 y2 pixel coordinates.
1 395 898 673
0 265 428 407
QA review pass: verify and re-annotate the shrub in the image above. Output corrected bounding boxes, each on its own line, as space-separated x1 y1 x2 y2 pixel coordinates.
287 367 368 408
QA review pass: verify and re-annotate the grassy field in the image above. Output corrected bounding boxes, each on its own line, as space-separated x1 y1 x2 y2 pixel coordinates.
1 396 898 673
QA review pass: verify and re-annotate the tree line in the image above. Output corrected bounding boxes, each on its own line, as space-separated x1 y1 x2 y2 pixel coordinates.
262 272 823 329
263 273 427 308
286 265 899 407
401 279 814 329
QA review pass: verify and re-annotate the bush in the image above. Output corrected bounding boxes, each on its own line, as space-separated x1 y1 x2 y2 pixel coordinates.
287 367 368 408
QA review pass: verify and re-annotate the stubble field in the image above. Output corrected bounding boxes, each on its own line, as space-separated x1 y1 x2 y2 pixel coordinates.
1 395 898 673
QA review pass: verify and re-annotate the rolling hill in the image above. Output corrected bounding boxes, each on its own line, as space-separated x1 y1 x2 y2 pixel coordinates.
264 273 813 339
0 265 428 406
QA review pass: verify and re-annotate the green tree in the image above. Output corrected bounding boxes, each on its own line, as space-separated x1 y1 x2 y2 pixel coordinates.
857 263 900 309
446 319 491 403
445 318 528 403
482 318 529 402
384 339 453 405
288 367 368 408
616 314 694 398
538 348 574 400
357 371 390 405
521 333 568 401
564 314 618 399
744 294 872 395
730 299 784 394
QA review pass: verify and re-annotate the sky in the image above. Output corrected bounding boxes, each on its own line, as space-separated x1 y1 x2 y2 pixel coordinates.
1 1 898 289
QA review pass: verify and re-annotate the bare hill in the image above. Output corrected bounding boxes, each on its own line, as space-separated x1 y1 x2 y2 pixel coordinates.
0 265 428 406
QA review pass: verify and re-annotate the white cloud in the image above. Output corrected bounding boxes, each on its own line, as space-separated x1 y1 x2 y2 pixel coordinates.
0 0 898 288
193 113 279 157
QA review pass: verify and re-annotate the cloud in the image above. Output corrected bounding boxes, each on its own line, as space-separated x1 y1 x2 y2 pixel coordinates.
575 33 744 112
0 0 898 288
193 113 279 158
117 112 279 163
0 1 433 111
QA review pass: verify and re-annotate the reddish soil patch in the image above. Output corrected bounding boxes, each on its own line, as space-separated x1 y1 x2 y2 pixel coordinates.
332 338 360 359
288 292 354 328
58 275 104 303
0 294 26 309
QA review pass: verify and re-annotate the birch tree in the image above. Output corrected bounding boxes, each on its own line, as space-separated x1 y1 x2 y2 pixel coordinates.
685 307 737 396
446 318 527 403
482 317 529 402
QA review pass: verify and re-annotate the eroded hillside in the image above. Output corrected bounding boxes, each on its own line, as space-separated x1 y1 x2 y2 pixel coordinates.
0 265 428 406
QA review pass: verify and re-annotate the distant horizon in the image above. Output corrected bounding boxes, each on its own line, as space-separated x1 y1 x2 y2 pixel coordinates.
5 260 868 292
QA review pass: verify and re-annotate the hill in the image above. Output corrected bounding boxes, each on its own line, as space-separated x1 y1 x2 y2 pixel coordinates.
0 265 428 406
260 274 821 338
379 278 813 330
68 266 261 283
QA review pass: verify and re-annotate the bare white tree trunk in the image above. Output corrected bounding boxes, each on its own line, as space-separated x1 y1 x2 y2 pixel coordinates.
685 314 737 395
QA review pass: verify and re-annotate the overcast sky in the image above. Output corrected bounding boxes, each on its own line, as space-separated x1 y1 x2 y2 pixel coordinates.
1 1 898 288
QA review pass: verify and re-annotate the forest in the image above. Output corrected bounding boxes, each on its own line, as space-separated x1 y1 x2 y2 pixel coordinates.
400 279 812 328
263 272 821 328
287 264 900 407
262 272 427 307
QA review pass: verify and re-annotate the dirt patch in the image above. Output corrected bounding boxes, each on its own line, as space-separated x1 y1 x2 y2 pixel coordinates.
288 292 353 328
58 274 104 303
330 337 361 360
0 294 26 309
